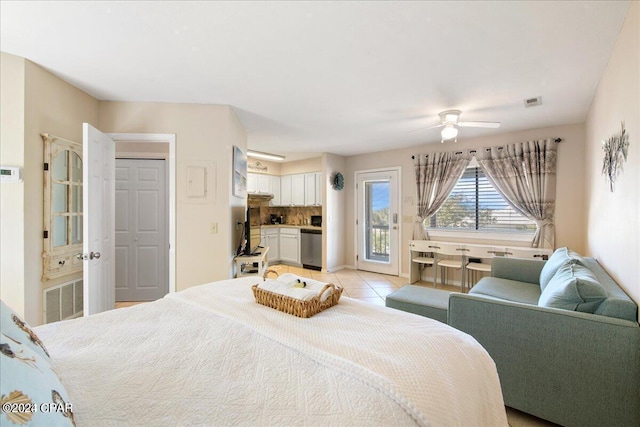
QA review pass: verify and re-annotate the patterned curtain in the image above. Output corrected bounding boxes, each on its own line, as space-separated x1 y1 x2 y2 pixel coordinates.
476 139 557 248
413 151 470 240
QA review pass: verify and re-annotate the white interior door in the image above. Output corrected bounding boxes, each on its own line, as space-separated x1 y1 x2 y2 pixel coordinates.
356 169 400 275
115 158 168 301
82 123 115 315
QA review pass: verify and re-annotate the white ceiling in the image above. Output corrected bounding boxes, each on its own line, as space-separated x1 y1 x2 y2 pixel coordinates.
0 1 630 162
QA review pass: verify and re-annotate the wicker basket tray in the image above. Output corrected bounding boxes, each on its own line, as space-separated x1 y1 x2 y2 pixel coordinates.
252 269 343 318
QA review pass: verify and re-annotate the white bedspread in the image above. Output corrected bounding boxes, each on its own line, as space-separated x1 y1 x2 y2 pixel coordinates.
35 277 507 426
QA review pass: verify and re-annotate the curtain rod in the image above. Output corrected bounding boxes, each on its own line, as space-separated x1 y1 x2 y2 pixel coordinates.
410 138 563 159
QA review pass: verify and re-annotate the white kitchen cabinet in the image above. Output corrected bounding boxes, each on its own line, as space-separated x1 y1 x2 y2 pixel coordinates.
257 174 270 193
265 228 280 261
280 174 305 206
291 174 305 206
266 173 318 207
304 173 316 206
279 228 300 264
247 173 258 193
270 176 281 206
280 175 292 205
247 173 274 194
304 172 322 206
315 172 322 205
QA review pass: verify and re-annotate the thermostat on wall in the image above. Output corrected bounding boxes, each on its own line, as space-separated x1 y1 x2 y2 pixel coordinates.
0 166 23 182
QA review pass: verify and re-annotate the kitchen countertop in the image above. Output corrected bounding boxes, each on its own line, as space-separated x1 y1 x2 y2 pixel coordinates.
261 224 322 231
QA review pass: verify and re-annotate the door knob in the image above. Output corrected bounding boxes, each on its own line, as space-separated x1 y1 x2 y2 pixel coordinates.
79 251 102 260
76 253 84 260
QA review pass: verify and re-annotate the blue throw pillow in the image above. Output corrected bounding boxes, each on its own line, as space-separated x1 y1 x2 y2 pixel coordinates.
538 262 607 313
1 300 50 361
539 247 586 291
0 301 75 426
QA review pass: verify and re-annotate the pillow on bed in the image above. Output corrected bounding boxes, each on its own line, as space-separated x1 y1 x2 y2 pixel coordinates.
0 301 75 426
0 338 76 426
539 247 586 291
538 262 607 313
1 300 50 360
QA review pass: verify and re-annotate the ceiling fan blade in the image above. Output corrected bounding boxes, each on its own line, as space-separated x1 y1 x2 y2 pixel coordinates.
407 123 444 133
458 121 501 128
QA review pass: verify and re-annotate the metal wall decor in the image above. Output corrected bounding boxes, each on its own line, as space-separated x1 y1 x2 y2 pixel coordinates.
331 172 344 191
601 122 630 192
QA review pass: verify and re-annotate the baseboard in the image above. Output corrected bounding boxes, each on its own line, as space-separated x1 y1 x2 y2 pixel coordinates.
324 265 351 273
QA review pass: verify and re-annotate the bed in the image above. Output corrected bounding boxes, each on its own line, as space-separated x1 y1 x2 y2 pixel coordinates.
4 277 508 426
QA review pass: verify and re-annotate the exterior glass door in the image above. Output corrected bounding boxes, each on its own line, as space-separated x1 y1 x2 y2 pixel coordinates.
356 169 399 275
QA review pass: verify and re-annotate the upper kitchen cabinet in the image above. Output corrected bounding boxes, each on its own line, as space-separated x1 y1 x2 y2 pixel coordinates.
247 172 272 194
276 172 322 207
280 175 292 206
291 174 305 206
304 172 322 206
280 174 305 206
247 173 257 193
270 176 281 206
247 173 281 206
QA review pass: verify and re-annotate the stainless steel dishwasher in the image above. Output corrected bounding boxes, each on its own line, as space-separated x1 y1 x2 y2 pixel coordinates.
300 228 322 271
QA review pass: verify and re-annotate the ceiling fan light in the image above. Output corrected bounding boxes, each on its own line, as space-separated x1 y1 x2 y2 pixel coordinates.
441 125 458 140
444 113 459 122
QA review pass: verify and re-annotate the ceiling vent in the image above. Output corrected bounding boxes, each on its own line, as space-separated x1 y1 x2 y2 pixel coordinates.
524 96 542 108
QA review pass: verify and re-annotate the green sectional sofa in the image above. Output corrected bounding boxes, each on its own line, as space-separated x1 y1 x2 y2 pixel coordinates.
448 248 640 427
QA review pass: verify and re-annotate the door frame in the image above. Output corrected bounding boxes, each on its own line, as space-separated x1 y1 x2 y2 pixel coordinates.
108 133 176 294
353 167 401 276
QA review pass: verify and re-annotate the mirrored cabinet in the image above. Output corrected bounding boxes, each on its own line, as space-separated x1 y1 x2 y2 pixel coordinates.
42 133 83 280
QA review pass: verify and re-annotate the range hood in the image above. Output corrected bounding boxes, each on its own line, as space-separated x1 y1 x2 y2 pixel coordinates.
248 193 273 206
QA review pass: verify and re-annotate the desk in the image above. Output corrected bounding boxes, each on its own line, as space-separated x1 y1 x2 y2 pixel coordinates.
409 240 552 288
235 247 269 278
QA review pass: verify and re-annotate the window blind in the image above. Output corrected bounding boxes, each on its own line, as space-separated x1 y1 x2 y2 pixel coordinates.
428 167 535 232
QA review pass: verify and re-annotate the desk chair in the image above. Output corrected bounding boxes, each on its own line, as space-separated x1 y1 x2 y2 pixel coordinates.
434 243 467 291
464 245 493 290
413 254 436 285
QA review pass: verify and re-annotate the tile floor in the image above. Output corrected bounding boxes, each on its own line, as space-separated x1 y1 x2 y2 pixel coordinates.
115 265 463 310
115 265 556 426
264 263 464 305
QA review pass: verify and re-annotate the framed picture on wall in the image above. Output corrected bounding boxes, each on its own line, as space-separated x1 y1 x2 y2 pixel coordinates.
233 145 247 198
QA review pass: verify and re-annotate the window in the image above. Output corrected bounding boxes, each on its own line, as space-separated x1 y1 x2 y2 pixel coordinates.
427 167 535 233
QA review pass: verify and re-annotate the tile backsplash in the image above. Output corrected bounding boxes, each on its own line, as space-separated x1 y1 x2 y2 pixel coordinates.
251 206 322 226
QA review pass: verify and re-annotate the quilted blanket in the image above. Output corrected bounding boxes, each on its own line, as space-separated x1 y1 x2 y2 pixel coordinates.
35 277 507 426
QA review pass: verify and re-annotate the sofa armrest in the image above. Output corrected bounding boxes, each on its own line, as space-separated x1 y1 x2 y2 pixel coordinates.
490 256 545 284
448 293 640 427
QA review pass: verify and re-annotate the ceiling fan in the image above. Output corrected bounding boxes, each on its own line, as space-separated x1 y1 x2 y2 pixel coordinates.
418 110 501 143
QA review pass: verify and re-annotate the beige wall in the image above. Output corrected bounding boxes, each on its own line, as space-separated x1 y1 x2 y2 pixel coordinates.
0 53 26 318
344 123 587 277
585 1 639 316
247 158 282 175
99 102 247 289
0 55 100 325
322 153 346 271
280 157 322 175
